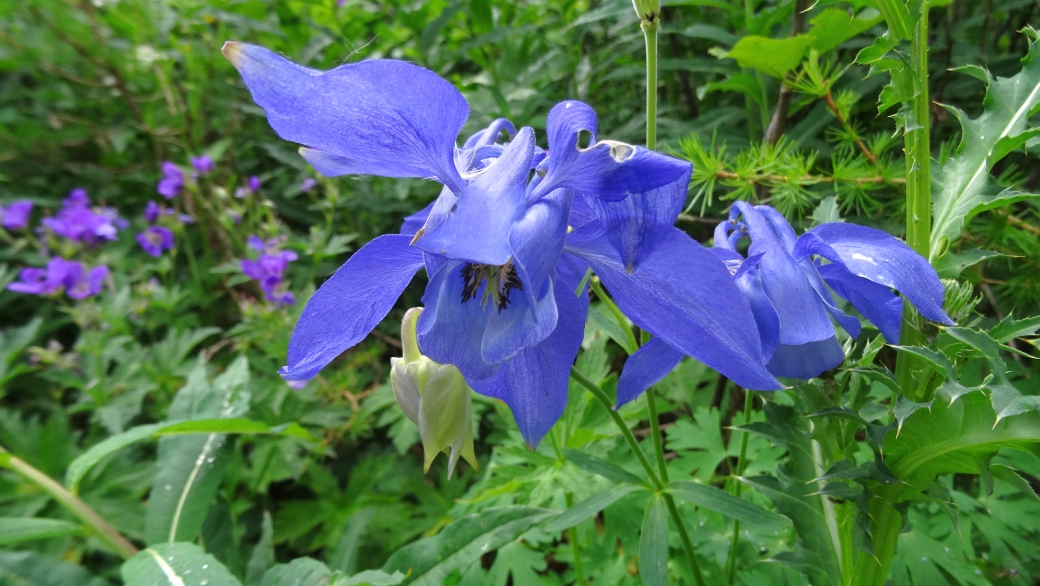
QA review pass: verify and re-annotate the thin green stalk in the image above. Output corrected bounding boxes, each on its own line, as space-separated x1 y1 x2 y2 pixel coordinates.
725 390 754 583
645 389 668 483
642 19 659 150
569 368 707 586
0 448 138 559
565 492 586 585
895 2 932 401
590 279 638 352
569 367 660 487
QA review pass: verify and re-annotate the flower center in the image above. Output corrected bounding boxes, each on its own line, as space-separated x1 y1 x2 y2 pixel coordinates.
459 262 524 312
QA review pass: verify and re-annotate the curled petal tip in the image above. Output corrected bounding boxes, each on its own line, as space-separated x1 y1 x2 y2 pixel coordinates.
221 41 241 64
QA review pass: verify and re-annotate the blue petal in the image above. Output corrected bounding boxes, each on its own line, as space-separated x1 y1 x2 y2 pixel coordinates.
469 255 589 448
532 100 690 201
509 188 573 309
223 43 467 193
567 226 782 391
733 202 835 346
793 223 952 325
462 118 516 149
589 169 691 272
281 235 424 380
616 338 685 407
413 127 535 266
481 277 558 364
818 262 903 343
766 337 845 380
400 201 434 237
416 261 498 380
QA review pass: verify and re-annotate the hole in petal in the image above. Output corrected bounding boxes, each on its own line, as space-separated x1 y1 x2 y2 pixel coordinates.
577 130 594 150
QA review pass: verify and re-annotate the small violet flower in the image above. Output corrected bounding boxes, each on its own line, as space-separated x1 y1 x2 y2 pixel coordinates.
241 235 296 305
7 258 108 299
191 155 215 175
42 189 122 244
225 42 782 446
0 200 33 230
300 177 318 192
157 162 184 199
247 176 262 193
137 226 175 257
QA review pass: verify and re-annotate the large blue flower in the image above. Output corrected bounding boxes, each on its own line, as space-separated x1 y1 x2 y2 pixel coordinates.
710 202 953 379
223 42 781 445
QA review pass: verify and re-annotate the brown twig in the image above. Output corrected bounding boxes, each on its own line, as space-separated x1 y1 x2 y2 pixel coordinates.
764 0 810 145
822 91 878 164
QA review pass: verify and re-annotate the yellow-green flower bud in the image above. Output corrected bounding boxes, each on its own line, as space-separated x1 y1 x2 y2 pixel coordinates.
390 308 478 479
631 0 660 22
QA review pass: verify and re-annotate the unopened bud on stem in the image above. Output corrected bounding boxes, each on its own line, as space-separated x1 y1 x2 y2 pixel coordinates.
390 307 478 480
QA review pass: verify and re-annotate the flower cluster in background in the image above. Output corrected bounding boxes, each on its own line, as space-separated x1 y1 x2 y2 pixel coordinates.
241 235 297 306
0 200 33 230
136 201 176 257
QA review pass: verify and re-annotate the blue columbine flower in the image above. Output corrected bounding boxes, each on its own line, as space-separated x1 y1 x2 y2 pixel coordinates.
710 202 953 379
223 42 781 446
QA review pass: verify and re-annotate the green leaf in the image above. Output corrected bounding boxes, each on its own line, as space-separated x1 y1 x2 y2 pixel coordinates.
0 550 109 586
989 464 1040 501
890 345 955 377
121 543 241 586
485 541 546 586
543 484 646 532
945 327 1040 420
855 37 900 64
246 511 274 585
930 34 1040 260
989 313 1040 344
934 249 1004 277
66 424 163 492
884 390 1040 491
667 481 787 529
563 448 646 486
806 9 883 54
724 35 814 78
0 518 80 546
381 507 554 585
0 317 42 386
638 495 668 586
336 569 406 586
810 196 843 226
258 558 330 586
145 357 251 545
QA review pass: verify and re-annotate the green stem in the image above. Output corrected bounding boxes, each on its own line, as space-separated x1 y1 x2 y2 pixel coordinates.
568 368 707 586
569 367 660 488
642 19 659 150
590 279 638 353
646 389 669 483
565 492 586 585
725 390 754 583
851 488 902 586
0 449 138 559
895 2 932 401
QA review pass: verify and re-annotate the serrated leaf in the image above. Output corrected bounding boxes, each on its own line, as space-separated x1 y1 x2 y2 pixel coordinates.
890 346 955 378
563 448 645 486
989 313 1040 344
667 481 787 529
945 327 1040 420
884 390 1040 490
0 518 80 546
806 9 883 54
381 506 554 586
638 495 668 586
894 396 934 435
724 35 814 78
145 357 251 545
855 37 900 64
0 549 109 586
930 35 1040 259
121 543 240 586
543 484 646 532
934 249 1004 278
989 464 1040 502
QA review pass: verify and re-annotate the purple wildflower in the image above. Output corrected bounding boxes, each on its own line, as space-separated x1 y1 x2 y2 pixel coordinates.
157 162 184 199
300 178 318 192
42 191 121 244
241 243 297 306
65 262 109 299
248 176 262 192
191 155 215 175
0 200 33 230
145 201 161 224
7 258 72 296
137 225 175 257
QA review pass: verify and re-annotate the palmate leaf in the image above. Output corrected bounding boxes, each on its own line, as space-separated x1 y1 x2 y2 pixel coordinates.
930 28 1040 261
381 506 554 585
884 390 1040 492
144 356 251 545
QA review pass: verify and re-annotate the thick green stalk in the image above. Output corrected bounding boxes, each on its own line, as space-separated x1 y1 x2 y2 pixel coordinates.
851 487 903 586
568 368 707 586
642 19 659 150
724 390 754 583
895 3 932 403
0 448 138 559
645 389 669 483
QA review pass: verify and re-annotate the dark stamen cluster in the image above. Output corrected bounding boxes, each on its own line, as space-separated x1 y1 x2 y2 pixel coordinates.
460 263 485 303
459 262 524 312
496 264 524 311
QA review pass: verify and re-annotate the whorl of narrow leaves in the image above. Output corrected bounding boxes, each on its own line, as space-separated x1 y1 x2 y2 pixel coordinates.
931 28 1040 261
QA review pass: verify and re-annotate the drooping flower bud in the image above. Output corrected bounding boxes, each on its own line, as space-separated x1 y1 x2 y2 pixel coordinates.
390 307 477 479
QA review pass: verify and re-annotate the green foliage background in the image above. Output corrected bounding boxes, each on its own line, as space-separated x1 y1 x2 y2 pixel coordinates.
0 0 1039 584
